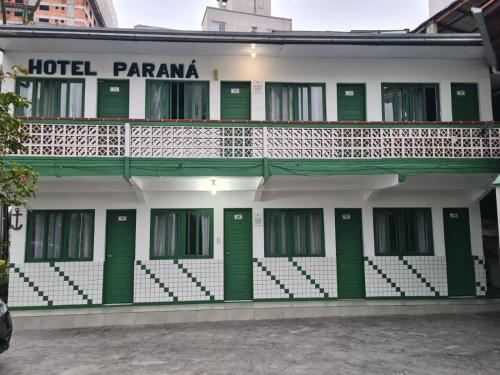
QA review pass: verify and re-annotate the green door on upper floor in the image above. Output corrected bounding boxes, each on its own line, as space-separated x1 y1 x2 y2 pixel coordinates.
221 82 251 120
98 79 130 118
104 210 136 304
443 208 476 297
336 208 366 299
224 209 253 301
337 84 366 121
451 83 479 121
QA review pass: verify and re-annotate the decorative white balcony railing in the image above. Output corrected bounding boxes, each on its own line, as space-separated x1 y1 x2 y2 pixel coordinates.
16 120 500 160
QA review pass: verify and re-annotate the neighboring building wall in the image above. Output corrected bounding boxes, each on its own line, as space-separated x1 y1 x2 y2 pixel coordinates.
7 189 487 308
218 0 272 16
2 52 494 121
202 7 291 32
3 0 117 27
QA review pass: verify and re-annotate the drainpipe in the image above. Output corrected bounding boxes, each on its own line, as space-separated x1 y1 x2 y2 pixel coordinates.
472 7 499 75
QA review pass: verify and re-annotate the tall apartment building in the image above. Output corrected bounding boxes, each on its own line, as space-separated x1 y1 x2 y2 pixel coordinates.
2 0 117 27
202 0 291 32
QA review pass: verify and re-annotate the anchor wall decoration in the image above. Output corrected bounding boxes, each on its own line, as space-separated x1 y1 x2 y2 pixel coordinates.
10 208 23 231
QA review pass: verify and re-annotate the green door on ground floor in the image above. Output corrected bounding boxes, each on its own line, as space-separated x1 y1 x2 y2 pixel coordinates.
337 84 366 121
98 79 130 118
104 210 136 304
221 82 251 120
336 208 366 299
224 209 253 301
443 208 476 297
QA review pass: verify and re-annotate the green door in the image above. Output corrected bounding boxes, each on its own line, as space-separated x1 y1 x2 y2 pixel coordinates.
336 208 365 299
224 209 253 301
451 83 479 121
337 84 366 121
443 208 476 297
98 80 130 118
104 210 136 304
221 82 251 120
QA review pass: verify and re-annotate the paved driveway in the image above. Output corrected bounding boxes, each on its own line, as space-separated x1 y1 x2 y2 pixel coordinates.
1 313 500 375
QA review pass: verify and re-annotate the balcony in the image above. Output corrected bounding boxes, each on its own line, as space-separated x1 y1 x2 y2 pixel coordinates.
8 119 500 179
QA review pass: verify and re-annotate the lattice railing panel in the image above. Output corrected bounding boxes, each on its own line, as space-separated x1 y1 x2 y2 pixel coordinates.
17 123 125 157
13 122 500 160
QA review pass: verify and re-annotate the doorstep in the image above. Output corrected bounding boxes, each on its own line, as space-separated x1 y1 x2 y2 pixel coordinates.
10 299 500 330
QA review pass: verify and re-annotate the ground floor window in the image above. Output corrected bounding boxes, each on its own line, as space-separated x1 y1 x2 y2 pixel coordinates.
265 209 324 257
374 208 434 255
26 210 94 262
146 80 209 120
151 209 213 259
266 83 326 121
16 78 84 117
382 83 440 121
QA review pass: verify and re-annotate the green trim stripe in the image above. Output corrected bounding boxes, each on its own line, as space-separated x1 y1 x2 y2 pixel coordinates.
289 258 329 298
254 259 294 299
172 259 216 301
364 257 405 297
10 264 53 306
136 260 178 302
398 257 440 297
49 263 93 304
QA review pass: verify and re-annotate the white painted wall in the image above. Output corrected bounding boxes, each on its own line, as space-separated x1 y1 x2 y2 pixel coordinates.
202 8 291 32
2 52 492 121
9 189 484 263
217 0 272 16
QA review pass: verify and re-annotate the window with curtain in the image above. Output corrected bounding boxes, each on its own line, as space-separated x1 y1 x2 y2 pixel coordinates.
265 209 324 257
266 83 325 121
146 81 209 120
16 78 85 118
373 208 434 255
26 210 94 262
382 83 439 121
151 209 213 259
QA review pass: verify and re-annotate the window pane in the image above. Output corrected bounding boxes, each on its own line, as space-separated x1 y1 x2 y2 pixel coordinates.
199 212 210 256
68 82 84 117
167 211 180 257
374 209 398 254
192 84 205 120
153 213 167 257
67 213 80 258
40 80 59 117
186 211 197 256
29 212 46 259
47 213 63 259
406 209 433 254
383 87 404 121
60 82 68 117
269 86 281 121
80 213 93 258
266 211 287 256
18 80 34 116
425 87 438 121
309 211 322 255
292 212 306 256
298 86 309 121
310 86 324 121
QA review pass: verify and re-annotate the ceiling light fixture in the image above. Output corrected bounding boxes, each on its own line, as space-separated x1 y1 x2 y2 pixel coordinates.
250 44 257 58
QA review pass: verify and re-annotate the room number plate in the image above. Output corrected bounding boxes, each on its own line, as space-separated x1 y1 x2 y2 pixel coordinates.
342 214 351 220
234 214 243 220
449 213 459 219
457 90 466 96
110 87 120 92
118 216 128 222
345 90 355 96
231 88 240 94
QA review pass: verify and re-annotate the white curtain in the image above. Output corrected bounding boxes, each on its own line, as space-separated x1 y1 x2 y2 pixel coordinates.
311 86 324 121
200 212 210 256
67 213 80 258
309 212 322 255
292 213 306 256
68 82 84 117
81 213 93 258
166 212 179 257
374 212 389 254
30 213 46 259
298 86 309 121
18 81 34 117
414 210 432 254
149 83 163 119
154 213 167 257
269 86 281 121
47 213 63 259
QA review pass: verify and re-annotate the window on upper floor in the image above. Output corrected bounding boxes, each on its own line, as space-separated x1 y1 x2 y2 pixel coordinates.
146 80 209 120
151 209 213 259
382 83 440 121
373 208 434 256
26 210 94 262
265 209 325 257
16 78 85 118
211 21 226 32
266 83 326 121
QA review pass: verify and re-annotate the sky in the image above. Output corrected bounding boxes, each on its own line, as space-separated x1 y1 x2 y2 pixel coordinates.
113 0 430 31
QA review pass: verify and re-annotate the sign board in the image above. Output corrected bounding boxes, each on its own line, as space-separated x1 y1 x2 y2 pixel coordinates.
449 213 459 219
118 216 128 222
457 90 466 96
110 87 120 93
342 214 351 220
234 214 243 221
253 81 264 95
231 88 240 94
345 90 355 97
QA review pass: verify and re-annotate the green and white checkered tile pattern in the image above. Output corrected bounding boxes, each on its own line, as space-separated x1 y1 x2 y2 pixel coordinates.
253 257 337 300
364 256 448 297
134 259 223 303
473 255 487 296
8 262 103 308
